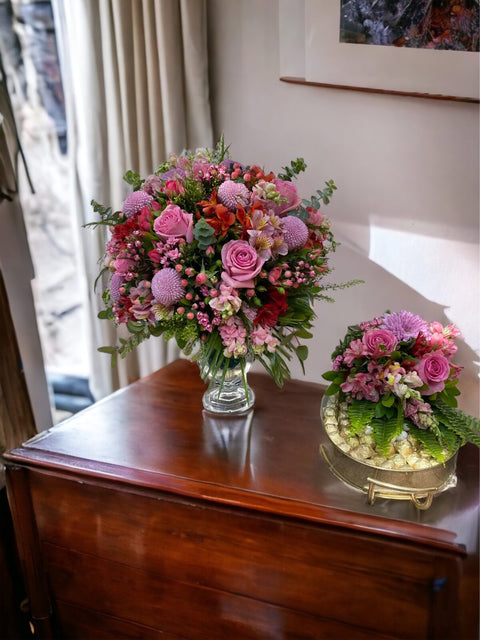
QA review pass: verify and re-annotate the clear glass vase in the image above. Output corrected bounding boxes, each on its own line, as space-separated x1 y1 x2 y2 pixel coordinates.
199 356 255 414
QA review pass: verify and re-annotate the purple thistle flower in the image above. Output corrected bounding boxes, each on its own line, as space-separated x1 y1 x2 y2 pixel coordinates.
381 310 429 342
122 191 153 218
217 181 250 210
110 273 124 302
282 216 309 251
151 268 185 307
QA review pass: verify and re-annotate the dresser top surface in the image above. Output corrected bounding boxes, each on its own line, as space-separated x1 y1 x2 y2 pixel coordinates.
5 360 479 553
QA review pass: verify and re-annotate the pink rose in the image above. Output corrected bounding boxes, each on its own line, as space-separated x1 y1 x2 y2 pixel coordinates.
154 203 193 243
362 329 397 358
221 240 265 288
414 353 451 395
270 180 302 217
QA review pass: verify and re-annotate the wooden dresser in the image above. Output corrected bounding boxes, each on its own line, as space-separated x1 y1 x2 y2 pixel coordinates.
4 360 479 640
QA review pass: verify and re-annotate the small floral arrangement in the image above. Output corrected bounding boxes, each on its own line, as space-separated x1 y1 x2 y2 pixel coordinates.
322 310 480 462
90 139 358 386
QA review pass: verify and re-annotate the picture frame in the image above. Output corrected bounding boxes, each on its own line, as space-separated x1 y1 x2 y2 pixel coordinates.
279 0 479 103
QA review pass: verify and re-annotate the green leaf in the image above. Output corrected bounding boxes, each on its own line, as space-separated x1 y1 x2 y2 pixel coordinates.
381 394 395 408
408 424 446 463
193 218 216 250
296 345 308 361
371 415 403 457
322 370 340 381
348 399 376 435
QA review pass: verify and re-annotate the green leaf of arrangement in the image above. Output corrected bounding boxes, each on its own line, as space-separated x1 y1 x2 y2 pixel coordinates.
348 399 376 435
193 218 216 251
98 308 114 320
436 423 461 457
381 394 395 408
371 416 403 457
277 157 307 181
322 370 340 381
407 424 446 463
324 382 341 396
433 400 480 449
127 320 146 334
123 170 144 191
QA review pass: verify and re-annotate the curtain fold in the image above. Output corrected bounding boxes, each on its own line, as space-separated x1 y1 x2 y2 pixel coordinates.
52 0 213 399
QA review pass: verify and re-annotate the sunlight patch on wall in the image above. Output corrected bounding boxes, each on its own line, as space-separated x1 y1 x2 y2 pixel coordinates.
369 223 479 355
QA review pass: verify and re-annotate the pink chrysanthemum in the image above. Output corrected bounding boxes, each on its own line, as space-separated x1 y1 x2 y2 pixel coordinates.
122 191 153 218
381 310 429 342
282 216 308 251
217 181 250 210
110 273 124 302
151 268 185 306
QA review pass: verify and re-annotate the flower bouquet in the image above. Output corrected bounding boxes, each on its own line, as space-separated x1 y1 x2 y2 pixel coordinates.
90 139 358 412
322 310 480 468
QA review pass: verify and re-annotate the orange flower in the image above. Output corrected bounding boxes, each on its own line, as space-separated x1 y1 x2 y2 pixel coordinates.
198 191 235 236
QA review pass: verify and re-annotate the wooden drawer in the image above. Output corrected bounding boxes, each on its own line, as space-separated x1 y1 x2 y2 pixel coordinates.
30 471 456 639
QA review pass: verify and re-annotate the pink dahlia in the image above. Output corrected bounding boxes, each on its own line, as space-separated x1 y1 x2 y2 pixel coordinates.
217 181 250 210
282 216 309 251
151 268 185 306
122 191 153 218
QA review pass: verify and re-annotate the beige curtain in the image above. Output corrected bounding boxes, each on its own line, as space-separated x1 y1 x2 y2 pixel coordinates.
52 0 213 399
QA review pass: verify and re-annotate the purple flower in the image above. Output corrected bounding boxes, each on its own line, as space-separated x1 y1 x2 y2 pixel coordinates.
151 268 185 306
414 353 451 395
217 181 250 210
122 191 153 218
381 310 428 342
282 216 309 251
110 273 124 302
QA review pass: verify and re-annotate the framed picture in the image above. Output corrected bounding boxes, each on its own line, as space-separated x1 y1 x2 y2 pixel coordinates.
280 0 479 102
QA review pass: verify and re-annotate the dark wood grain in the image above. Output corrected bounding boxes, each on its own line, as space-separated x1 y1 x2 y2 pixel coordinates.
279 76 480 104
4 360 479 639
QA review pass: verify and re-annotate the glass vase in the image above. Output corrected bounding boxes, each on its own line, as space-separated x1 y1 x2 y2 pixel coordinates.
199 356 255 414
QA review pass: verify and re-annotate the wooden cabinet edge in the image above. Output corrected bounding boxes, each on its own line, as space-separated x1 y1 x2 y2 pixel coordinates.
5 465 54 640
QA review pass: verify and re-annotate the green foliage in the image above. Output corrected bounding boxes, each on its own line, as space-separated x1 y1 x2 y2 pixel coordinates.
432 399 480 448
277 157 307 181
371 414 404 457
348 399 376 435
193 218 216 250
407 424 447 463
302 180 337 209
123 170 144 191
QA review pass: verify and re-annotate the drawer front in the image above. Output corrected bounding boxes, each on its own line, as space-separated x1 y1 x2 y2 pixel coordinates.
30 472 456 639
54 600 181 640
45 543 394 640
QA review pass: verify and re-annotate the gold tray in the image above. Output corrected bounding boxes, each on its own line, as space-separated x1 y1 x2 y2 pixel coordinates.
320 397 457 510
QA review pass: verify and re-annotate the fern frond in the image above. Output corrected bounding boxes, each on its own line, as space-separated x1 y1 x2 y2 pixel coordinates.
407 424 447 463
433 400 480 448
371 415 404 457
348 399 376 435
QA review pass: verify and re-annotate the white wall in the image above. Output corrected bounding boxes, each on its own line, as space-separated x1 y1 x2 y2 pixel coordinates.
207 0 479 416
